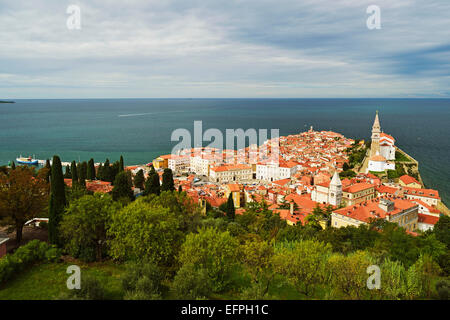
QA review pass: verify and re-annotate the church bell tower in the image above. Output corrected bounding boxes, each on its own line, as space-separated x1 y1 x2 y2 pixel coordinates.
370 111 381 157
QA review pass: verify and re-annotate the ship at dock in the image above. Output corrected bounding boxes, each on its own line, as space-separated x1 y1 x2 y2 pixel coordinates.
16 155 39 165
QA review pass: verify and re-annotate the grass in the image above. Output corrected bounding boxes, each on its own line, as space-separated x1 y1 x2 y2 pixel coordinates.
0 260 126 300
395 151 411 162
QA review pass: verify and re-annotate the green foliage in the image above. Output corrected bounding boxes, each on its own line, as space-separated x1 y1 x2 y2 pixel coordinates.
273 240 332 296
0 240 61 284
122 260 164 300
87 158 96 180
161 168 175 192
70 161 78 185
48 155 66 246
172 264 213 299
134 169 145 190
435 279 450 300
434 215 450 249
178 227 239 292
64 274 105 300
144 167 160 196
327 250 372 299
226 193 235 220
107 198 184 267
60 193 120 262
380 259 407 299
406 254 441 299
112 171 134 202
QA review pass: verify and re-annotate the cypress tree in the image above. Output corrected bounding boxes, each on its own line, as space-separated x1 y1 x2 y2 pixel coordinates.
79 162 87 188
134 169 145 189
71 161 78 185
144 167 160 196
119 155 124 172
111 161 120 183
112 171 133 201
44 159 51 183
11 161 15 170
103 159 111 182
161 168 175 192
48 155 66 245
226 193 235 220
178 185 183 193
64 165 71 178
97 163 104 181
87 158 96 180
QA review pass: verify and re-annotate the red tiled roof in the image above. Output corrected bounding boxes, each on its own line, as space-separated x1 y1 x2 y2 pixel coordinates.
418 213 439 225
343 182 375 193
399 175 420 185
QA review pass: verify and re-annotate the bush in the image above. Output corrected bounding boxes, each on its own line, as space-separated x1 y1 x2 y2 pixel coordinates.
122 260 164 300
62 275 105 300
0 240 61 284
172 264 212 299
436 280 450 300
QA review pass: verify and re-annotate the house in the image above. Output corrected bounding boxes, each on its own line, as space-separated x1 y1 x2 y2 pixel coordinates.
417 214 440 232
401 186 440 206
342 182 376 206
332 197 419 232
0 238 8 258
399 175 421 188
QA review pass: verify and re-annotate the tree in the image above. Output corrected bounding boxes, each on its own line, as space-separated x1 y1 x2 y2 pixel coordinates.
48 155 67 245
102 159 111 182
327 250 372 299
178 227 239 292
134 169 145 190
144 167 160 196
87 158 96 180
226 193 235 220
71 160 78 185
122 260 164 300
406 254 441 299
172 263 213 299
178 185 183 194
64 165 71 179
434 215 450 249
59 194 119 262
79 161 87 188
112 171 134 202
0 166 49 243
44 159 51 183
119 155 124 172
108 199 183 267
161 168 175 192
273 240 332 297
10 161 15 170
240 238 274 298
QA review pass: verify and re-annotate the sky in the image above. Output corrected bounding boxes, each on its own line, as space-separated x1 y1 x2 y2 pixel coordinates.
0 0 449 99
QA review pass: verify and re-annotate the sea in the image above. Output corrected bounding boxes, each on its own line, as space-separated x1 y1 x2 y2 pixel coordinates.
0 98 448 205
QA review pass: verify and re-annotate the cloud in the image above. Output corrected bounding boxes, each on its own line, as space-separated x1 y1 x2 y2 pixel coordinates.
0 0 449 98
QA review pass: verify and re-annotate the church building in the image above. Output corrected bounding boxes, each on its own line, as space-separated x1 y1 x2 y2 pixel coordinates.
311 170 343 206
368 111 395 172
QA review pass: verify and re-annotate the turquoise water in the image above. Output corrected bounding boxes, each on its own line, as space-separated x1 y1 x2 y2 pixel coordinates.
0 98 448 204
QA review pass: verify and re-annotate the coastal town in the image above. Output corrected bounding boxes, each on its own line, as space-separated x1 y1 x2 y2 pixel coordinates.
116 112 446 234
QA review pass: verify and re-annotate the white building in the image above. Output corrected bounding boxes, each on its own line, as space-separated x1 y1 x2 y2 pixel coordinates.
379 133 396 160
168 155 190 173
256 160 298 182
311 170 343 206
368 152 395 172
209 164 252 183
